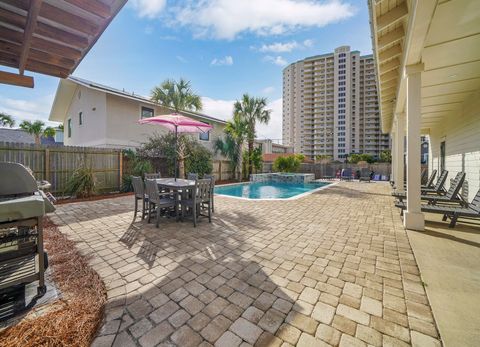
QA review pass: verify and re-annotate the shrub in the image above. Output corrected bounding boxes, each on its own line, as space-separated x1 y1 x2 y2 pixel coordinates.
185 144 213 177
272 154 303 173
348 153 375 164
65 165 96 198
379 150 392 163
138 133 213 178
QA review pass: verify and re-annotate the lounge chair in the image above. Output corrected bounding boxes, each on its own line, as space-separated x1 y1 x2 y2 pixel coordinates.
392 170 448 200
398 189 480 228
359 168 371 182
398 169 437 190
340 168 353 181
395 172 465 206
420 168 428 185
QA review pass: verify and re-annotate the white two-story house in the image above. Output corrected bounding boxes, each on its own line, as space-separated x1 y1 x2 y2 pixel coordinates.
49 76 227 154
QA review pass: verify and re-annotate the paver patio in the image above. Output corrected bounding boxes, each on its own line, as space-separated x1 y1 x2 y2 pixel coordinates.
50 182 442 347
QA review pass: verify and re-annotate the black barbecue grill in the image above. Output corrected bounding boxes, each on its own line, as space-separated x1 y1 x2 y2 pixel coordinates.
0 162 55 302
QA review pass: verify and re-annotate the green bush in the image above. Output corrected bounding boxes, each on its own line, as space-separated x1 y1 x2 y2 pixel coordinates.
272 154 303 173
65 165 96 198
348 153 375 164
185 144 213 177
138 133 213 177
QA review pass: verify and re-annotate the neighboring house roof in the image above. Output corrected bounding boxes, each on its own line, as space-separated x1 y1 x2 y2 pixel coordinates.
0 128 58 145
263 153 313 163
49 76 227 125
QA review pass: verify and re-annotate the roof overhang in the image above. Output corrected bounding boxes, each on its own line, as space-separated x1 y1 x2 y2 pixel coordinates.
49 76 228 125
369 0 480 133
0 0 127 88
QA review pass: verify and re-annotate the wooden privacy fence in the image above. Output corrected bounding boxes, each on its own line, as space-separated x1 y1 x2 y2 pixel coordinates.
0 142 122 195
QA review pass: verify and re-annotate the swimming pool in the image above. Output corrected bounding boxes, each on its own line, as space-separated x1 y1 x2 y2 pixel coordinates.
214 181 331 200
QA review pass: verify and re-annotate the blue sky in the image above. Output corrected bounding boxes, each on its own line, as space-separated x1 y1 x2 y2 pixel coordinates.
0 0 373 140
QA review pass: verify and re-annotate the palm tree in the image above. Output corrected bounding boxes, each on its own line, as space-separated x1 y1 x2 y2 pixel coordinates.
0 112 15 127
151 78 202 112
215 114 247 180
150 78 203 178
19 120 56 145
234 94 271 176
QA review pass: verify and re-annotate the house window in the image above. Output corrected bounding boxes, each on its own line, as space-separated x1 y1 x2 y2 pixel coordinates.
79 112 83 125
199 123 210 141
141 106 154 119
67 118 72 138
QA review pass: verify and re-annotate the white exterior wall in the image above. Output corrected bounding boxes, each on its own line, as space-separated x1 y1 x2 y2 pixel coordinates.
63 86 108 147
105 94 225 154
428 90 480 202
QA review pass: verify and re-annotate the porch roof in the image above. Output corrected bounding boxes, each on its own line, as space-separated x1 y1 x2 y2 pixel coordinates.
369 0 480 133
0 0 127 87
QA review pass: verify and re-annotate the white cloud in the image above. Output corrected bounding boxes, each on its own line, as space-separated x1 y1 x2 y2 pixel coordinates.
176 55 188 63
201 96 283 140
210 56 234 66
0 94 58 126
130 0 166 18
171 0 355 40
303 39 314 48
144 25 154 34
264 55 288 66
259 41 299 53
257 39 315 53
262 86 275 94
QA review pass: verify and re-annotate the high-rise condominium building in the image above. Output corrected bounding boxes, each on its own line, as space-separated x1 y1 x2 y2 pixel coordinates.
282 46 390 161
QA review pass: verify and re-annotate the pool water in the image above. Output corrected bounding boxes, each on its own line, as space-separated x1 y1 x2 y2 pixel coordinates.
214 181 330 199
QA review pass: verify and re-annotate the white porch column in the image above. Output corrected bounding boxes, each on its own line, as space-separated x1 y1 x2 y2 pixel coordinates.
390 131 396 183
404 63 425 231
394 114 405 193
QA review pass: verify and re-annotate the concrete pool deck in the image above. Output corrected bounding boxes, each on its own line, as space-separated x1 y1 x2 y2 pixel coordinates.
48 181 479 346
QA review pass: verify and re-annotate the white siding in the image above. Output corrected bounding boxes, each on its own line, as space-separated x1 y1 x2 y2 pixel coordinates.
63 86 108 147
428 90 480 202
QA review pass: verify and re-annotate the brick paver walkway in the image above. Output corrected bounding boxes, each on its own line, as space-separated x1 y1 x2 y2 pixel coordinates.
50 182 441 347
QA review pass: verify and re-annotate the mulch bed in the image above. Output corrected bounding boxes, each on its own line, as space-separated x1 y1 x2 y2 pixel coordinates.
0 219 107 347
55 192 133 205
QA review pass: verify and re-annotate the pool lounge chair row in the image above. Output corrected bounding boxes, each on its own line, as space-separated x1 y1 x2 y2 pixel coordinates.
393 170 480 228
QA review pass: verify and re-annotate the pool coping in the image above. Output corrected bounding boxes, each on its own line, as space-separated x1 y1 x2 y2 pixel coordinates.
214 180 338 201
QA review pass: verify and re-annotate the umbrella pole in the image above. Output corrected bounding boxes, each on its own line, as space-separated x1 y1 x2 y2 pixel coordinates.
174 126 178 181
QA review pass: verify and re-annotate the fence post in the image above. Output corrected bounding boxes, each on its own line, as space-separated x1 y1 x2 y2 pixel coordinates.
119 150 123 191
44 148 50 182
218 160 222 181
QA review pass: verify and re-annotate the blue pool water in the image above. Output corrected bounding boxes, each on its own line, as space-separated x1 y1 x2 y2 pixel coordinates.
214 181 330 199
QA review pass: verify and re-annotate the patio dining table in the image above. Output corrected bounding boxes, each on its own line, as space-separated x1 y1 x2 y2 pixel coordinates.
155 178 196 220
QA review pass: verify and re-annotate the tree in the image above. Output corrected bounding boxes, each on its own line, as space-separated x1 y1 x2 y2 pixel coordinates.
0 112 15 127
151 78 202 112
348 153 375 164
272 154 303 173
215 114 247 180
379 150 392 163
151 78 203 177
19 120 56 145
234 94 271 177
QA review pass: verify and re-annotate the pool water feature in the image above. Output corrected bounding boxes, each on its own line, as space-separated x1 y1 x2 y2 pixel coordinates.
214 181 331 200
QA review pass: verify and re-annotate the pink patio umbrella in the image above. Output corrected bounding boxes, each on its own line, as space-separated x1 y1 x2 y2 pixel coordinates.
138 113 213 180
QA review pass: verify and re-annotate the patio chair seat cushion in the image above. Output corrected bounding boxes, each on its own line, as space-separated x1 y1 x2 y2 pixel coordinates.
0 195 45 223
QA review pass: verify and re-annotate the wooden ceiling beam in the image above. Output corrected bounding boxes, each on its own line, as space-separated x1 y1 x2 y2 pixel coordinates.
376 2 408 31
380 69 398 83
381 79 397 90
19 0 42 75
0 8 89 48
40 2 99 36
378 27 405 49
64 0 111 19
0 70 34 88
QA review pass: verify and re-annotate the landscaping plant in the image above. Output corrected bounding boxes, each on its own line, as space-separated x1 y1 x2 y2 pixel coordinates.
64 164 96 198
272 154 303 173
